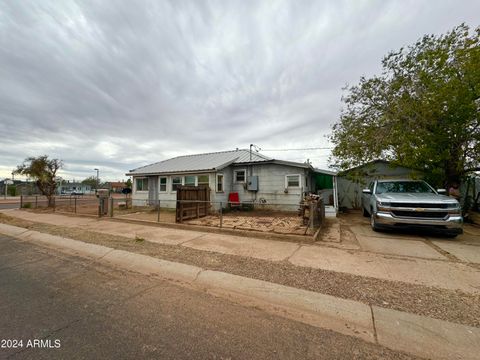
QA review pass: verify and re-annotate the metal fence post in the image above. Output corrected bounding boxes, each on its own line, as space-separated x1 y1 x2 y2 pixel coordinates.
35 196 38 208
74 197 77 214
20 195 23 209
157 200 160 222
220 202 223 228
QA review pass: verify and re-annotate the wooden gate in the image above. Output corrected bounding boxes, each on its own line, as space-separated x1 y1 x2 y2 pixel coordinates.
176 185 211 223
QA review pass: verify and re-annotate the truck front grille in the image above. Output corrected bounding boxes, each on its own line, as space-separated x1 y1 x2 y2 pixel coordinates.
390 203 448 209
391 210 448 219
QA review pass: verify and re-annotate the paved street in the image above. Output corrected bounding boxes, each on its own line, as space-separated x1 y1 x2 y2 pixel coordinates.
0 203 19 210
0 235 415 360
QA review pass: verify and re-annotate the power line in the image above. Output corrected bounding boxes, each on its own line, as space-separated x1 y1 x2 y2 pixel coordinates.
261 147 333 151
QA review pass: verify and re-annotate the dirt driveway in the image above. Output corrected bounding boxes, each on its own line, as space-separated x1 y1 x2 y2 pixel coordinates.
332 211 480 263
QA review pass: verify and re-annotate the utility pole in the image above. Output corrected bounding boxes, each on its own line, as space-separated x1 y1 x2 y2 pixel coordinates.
94 168 99 194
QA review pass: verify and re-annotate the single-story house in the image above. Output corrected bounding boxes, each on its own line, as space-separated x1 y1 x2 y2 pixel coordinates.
56 181 92 195
104 181 127 193
337 160 423 209
126 149 338 213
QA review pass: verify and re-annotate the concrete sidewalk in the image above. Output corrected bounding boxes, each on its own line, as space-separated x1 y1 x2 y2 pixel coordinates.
2 209 480 294
1 222 479 360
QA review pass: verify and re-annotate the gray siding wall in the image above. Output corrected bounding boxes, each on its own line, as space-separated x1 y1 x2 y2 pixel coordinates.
230 163 310 210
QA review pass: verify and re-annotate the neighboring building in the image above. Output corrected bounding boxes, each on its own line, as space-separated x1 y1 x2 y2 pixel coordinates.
126 149 338 212
104 182 127 193
337 160 423 209
56 181 92 195
0 179 41 196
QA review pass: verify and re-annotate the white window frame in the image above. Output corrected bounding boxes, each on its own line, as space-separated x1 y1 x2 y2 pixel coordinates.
285 174 301 188
159 177 167 193
136 177 149 192
197 174 209 187
184 175 196 187
216 173 224 193
171 176 183 192
234 169 246 183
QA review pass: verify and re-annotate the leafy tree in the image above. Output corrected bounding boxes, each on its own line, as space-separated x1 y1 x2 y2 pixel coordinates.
14 155 63 207
330 24 480 187
82 176 100 189
125 178 132 188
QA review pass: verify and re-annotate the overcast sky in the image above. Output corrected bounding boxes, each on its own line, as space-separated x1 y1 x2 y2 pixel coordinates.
1 0 478 181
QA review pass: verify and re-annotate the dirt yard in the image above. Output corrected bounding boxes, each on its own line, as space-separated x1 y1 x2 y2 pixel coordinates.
186 211 311 235
114 207 176 223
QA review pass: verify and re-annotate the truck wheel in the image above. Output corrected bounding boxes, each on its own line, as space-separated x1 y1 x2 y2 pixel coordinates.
370 212 379 231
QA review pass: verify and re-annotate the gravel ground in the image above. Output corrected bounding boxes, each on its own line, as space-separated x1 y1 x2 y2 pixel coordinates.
1 212 479 329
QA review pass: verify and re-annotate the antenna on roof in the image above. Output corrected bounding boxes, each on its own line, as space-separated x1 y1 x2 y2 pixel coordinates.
249 144 261 161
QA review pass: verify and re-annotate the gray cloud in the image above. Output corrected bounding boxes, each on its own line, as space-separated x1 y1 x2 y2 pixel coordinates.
0 0 479 180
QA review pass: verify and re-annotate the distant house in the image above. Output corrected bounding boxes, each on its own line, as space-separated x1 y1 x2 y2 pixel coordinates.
104 182 127 193
337 160 423 209
126 149 338 213
56 181 92 195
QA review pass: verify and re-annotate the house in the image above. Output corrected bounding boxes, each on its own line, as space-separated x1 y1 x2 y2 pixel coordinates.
126 149 338 213
56 181 92 195
337 160 423 209
104 181 127 193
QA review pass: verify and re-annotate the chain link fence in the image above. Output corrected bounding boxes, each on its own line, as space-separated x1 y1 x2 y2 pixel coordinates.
109 198 324 236
18 195 325 236
20 195 100 216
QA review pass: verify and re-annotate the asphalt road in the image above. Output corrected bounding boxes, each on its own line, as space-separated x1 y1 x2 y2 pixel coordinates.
0 235 417 360
0 203 19 210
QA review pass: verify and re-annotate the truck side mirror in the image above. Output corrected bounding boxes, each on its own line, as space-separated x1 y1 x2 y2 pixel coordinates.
362 189 372 194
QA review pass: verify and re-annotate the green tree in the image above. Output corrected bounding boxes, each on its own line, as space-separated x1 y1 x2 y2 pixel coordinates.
330 24 480 187
82 176 100 189
125 178 132 188
14 155 63 207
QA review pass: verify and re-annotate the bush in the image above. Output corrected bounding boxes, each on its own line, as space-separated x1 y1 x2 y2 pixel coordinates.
22 202 32 209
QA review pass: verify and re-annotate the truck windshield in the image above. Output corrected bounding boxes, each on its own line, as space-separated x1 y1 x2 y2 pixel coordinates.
376 181 435 194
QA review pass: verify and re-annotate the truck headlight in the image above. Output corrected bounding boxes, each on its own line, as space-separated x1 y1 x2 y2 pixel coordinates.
446 202 461 214
376 201 391 211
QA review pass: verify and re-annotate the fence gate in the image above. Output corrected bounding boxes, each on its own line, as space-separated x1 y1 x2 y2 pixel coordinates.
176 186 210 223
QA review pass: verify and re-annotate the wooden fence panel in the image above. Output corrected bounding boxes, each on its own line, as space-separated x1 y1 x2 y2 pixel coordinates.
176 186 210 222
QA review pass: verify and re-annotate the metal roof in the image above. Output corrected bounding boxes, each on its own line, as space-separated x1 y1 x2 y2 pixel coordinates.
127 149 273 175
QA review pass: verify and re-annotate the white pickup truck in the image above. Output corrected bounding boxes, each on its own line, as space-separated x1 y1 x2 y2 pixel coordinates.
362 179 463 237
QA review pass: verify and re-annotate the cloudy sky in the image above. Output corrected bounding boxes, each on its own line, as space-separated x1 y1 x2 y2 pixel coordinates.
1 0 478 181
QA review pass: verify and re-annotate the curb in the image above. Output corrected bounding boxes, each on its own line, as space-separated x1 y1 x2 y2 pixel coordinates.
1 223 479 360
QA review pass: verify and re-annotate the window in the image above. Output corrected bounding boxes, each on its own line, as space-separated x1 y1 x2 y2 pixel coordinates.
216 174 224 192
172 176 182 191
184 175 196 186
198 175 209 186
159 177 167 192
234 169 246 183
286 174 300 188
136 178 149 191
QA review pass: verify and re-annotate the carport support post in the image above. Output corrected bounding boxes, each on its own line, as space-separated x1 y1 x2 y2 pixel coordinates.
157 200 160 222
220 202 223 228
